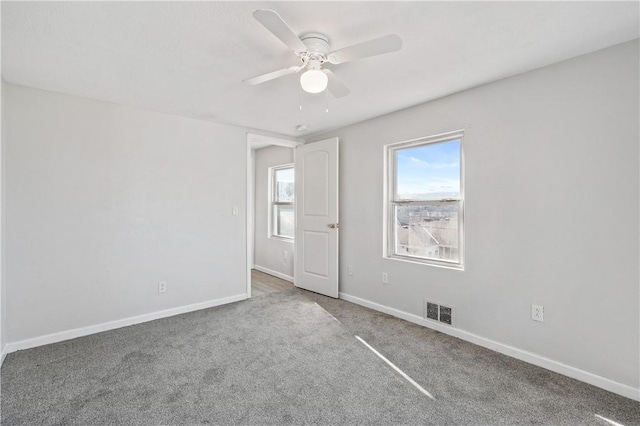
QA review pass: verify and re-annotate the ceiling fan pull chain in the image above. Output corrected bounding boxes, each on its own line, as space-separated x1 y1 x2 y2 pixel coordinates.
299 85 303 111
325 89 330 113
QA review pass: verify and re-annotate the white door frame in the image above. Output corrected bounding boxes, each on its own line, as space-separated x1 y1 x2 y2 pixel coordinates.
246 133 303 298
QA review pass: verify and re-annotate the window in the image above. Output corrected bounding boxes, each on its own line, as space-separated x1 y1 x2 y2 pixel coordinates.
270 165 294 239
386 131 464 269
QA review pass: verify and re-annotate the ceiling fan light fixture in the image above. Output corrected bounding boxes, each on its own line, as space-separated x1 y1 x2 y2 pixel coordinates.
300 69 328 94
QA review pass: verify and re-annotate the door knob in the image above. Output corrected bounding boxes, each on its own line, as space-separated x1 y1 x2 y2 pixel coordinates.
327 223 340 229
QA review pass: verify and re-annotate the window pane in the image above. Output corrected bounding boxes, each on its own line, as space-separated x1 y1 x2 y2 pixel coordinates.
394 202 460 263
275 204 294 238
275 168 294 202
396 140 461 200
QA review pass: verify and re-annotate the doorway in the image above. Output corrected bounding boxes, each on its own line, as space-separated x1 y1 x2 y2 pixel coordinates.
246 133 302 298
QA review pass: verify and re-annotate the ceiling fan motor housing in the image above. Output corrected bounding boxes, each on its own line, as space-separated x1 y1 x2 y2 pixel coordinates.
300 33 331 56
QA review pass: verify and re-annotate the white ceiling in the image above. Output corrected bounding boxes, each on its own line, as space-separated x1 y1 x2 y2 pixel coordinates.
2 2 638 138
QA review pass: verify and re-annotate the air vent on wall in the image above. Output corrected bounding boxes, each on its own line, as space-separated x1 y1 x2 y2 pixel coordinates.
423 300 455 326
439 305 453 325
426 302 439 321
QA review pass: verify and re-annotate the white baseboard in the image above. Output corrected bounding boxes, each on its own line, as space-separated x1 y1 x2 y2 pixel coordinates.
253 265 294 283
339 292 640 402
4 293 247 354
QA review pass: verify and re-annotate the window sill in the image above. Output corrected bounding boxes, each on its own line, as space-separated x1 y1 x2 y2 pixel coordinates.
270 236 294 243
385 254 464 271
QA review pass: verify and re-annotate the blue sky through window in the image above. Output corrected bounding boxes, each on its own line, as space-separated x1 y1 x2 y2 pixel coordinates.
396 139 461 200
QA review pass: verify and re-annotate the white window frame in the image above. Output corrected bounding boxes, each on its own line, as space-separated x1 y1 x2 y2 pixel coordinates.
384 130 464 270
269 163 295 241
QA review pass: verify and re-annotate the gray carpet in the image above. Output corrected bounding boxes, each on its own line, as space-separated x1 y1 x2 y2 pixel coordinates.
2 286 639 425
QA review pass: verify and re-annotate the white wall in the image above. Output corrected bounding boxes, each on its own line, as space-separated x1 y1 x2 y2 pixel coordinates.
0 4 4 362
4 84 248 343
1 79 5 359
253 145 294 280
311 40 639 391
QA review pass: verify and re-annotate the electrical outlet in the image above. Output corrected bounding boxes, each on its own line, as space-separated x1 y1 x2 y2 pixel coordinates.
232 206 239 216
347 265 354 276
382 272 388 284
531 304 544 322
158 281 167 294
283 251 288 261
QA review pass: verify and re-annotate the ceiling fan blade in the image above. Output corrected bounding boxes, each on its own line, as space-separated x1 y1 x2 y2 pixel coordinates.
253 9 308 53
243 66 301 85
327 34 402 65
323 69 350 98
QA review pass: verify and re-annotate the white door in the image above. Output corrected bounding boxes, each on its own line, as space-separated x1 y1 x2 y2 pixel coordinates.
294 137 339 298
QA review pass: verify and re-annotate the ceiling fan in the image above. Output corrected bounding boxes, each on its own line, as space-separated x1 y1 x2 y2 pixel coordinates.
243 10 403 97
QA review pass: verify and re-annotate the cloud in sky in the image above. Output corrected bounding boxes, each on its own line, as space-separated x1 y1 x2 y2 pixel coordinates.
408 156 459 169
396 139 461 198
397 177 460 198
